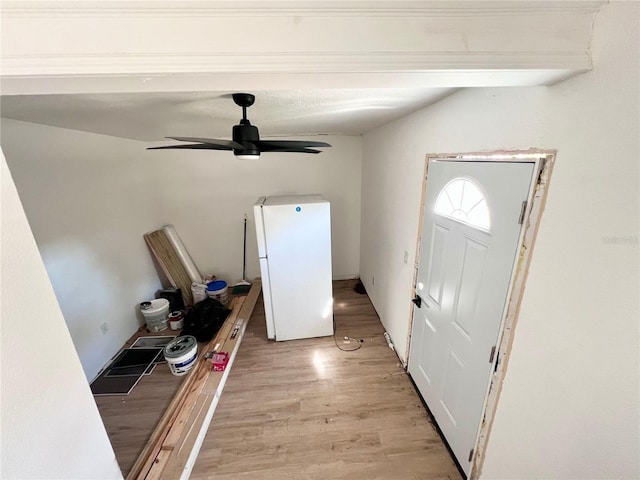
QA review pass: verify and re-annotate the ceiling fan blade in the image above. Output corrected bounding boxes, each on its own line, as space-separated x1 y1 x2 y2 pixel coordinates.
147 143 232 150
166 137 243 149
284 148 322 154
259 147 323 154
257 140 331 149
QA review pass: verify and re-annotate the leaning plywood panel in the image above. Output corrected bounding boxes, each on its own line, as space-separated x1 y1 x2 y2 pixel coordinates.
144 225 202 306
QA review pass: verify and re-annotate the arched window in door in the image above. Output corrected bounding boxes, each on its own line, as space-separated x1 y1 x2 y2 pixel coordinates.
434 177 490 231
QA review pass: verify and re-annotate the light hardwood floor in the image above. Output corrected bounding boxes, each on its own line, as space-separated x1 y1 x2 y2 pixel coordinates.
190 279 462 480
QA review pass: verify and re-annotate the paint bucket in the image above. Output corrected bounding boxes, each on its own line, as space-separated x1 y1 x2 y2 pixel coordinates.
164 335 198 376
191 282 208 304
206 280 228 305
140 298 170 332
168 310 184 331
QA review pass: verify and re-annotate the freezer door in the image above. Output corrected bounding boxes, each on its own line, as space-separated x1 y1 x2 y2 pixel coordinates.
259 257 276 339
262 200 333 341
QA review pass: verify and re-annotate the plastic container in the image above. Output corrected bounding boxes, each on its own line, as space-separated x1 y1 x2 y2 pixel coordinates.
164 335 198 376
168 310 184 331
140 298 170 332
206 280 228 305
191 282 208 304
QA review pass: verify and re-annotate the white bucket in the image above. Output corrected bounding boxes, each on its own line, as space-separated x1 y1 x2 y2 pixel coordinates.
206 280 228 306
140 298 170 332
168 310 184 331
164 335 198 376
191 282 208 304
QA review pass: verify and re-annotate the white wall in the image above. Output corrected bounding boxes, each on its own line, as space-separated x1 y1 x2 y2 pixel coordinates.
360 2 639 479
142 133 362 283
0 149 122 479
0 121 361 380
1 120 166 381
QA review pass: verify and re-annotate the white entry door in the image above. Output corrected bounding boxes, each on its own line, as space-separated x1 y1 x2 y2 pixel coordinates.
408 160 534 475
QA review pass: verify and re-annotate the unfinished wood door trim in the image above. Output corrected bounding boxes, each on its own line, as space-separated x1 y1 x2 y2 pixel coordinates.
405 149 556 479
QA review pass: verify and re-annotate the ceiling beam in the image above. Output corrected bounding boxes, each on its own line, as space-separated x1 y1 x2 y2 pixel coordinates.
0 1 604 95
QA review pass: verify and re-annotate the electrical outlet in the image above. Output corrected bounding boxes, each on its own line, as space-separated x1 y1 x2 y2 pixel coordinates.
372 275 375 286
403 250 409 264
100 322 109 335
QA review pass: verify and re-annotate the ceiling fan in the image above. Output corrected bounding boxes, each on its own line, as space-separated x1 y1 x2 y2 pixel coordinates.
147 93 331 160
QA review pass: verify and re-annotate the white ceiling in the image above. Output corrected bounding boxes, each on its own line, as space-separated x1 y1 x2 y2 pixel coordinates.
0 88 455 142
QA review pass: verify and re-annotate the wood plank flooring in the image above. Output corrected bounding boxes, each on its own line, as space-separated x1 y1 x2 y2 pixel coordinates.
190 279 461 480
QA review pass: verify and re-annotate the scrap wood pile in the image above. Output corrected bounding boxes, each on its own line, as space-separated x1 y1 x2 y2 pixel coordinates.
127 280 261 480
144 225 203 306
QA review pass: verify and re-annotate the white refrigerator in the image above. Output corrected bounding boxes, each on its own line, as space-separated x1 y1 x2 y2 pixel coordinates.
254 194 334 341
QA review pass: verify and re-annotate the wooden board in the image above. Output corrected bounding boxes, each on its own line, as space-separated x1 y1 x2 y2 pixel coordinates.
160 280 262 479
144 229 196 305
127 297 244 480
128 281 261 480
143 298 244 479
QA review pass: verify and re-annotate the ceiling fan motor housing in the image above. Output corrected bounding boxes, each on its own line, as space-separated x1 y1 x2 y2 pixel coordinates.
232 122 261 156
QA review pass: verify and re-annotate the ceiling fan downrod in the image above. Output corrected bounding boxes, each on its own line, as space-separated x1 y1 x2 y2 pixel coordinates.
232 93 255 125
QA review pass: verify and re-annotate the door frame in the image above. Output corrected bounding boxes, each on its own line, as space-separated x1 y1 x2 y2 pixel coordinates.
406 149 556 479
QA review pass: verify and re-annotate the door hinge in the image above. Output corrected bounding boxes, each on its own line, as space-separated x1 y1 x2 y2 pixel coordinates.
468 448 474 462
412 294 422 308
489 345 497 363
518 200 527 225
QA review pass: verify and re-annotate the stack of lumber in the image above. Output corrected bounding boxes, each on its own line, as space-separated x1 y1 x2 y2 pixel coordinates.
144 225 203 306
127 281 261 480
